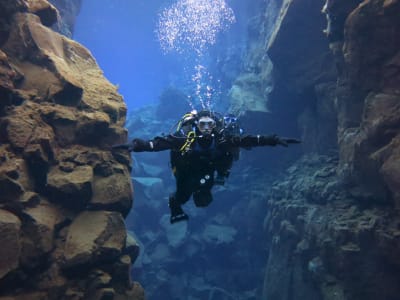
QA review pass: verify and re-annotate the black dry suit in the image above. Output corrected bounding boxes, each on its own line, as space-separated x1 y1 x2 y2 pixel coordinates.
125 128 293 223
170 131 224 209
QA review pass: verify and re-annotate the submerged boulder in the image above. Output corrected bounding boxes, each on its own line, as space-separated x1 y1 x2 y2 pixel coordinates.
63 211 126 269
0 209 21 280
46 165 93 209
91 170 133 217
0 174 24 203
203 224 237 244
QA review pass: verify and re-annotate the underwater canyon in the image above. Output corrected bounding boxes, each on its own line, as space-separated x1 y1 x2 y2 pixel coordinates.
0 0 400 300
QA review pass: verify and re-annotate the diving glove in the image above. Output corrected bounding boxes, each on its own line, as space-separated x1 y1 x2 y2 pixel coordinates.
111 138 151 152
268 134 301 147
278 137 301 147
111 143 132 151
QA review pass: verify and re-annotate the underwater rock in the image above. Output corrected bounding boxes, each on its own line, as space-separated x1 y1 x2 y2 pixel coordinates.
341 93 400 205
0 209 21 280
228 73 268 114
4 104 53 151
243 0 338 151
160 214 188 248
322 0 361 43
63 211 126 269
263 154 400 299
0 157 34 191
3 13 84 106
0 50 17 93
125 232 140 263
49 0 83 37
75 111 111 145
337 0 400 203
46 165 93 209
203 224 237 244
381 136 400 208
91 171 133 217
132 177 165 205
267 0 336 93
20 201 65 267
0 174 24 203
0 1 140 297
39 103 78 145
115 282 145 300
26 0 58 27
243 1 400 296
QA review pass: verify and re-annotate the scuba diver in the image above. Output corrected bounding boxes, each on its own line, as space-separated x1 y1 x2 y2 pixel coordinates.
172 110 240 185
113 110 301 224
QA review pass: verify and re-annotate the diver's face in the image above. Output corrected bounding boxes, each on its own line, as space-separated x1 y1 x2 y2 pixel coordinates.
197 117 216 135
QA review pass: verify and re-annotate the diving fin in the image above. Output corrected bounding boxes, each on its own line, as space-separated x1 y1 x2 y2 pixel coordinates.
170 213 189 224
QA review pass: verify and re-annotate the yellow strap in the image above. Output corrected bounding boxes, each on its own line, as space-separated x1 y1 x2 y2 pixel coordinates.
179 131 196 153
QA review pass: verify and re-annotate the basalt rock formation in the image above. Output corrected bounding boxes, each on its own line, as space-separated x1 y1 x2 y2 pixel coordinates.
0 1 143 299
247 0 400 299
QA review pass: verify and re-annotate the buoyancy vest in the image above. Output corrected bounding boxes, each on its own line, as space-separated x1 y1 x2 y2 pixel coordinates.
170 135 220 173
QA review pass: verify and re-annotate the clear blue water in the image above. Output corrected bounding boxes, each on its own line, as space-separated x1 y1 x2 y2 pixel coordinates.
74 0 180 111
74 0 252 113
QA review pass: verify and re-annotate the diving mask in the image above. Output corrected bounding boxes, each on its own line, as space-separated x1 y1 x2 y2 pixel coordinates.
197 116 216 134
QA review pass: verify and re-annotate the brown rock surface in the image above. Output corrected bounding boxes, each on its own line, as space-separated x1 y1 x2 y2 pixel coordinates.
0 210 21 279
336 0 400 203
244 0 400 299
26 0 58 26
47 165 94 209
63 211 126 268
0 1 143 298
262 155 400 299
91 171 133 217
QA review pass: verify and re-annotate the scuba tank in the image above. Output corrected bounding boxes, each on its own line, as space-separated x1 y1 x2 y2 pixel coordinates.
222 113 243 161
222 114 243 137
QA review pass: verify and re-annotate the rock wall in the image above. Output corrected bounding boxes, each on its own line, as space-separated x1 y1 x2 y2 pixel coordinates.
49 0 83 37
242 0 400 299
0 1 144 299
334 0 400 205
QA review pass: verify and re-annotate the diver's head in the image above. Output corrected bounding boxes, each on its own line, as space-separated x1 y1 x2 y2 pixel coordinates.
223 114 237 128
196 110 217 136
223 113 243 136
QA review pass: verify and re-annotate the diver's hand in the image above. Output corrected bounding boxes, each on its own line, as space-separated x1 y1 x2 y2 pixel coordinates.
111 138 152 152
266 134 301 147
131 138 150 151
111 143 132 151
277 137 302 147
276 137 288 147
284 138 301 144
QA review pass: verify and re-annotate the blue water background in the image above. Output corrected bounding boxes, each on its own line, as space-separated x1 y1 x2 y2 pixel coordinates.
74 0 251 113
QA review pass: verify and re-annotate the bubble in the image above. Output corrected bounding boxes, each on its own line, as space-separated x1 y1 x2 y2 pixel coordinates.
157 0 235 55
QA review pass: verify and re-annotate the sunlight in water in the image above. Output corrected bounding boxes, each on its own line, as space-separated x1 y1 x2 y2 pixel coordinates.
157 0 235 55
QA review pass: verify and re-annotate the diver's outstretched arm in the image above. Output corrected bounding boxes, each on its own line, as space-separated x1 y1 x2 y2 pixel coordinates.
112 136 177 152
229 134 301 148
